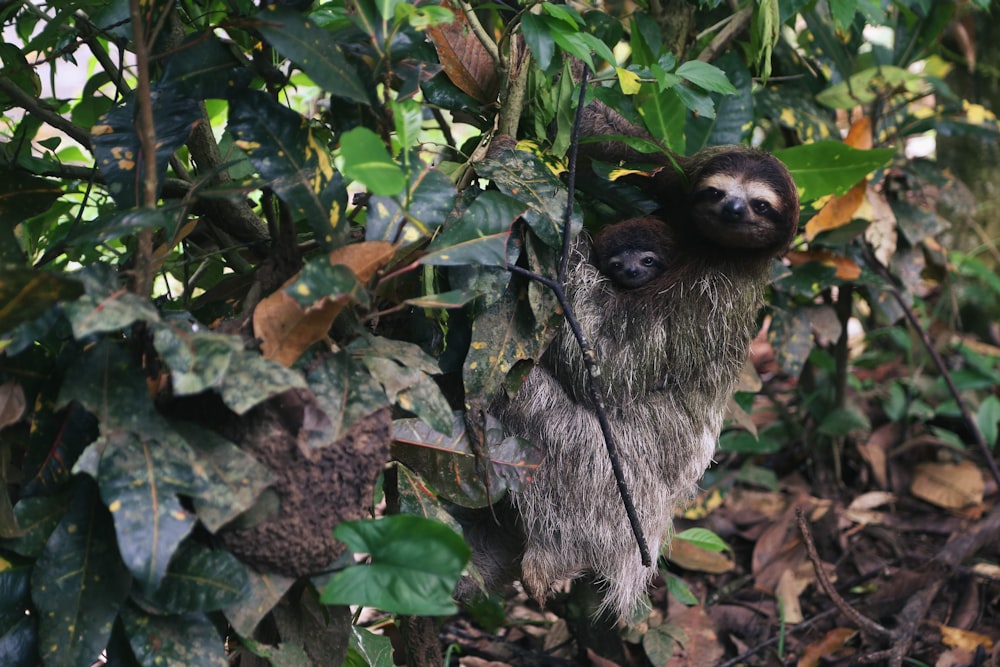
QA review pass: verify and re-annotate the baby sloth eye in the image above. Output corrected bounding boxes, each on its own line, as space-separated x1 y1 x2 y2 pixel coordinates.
611 261 623 270
751 200 773 215
702 187 724 201
641 257 655 266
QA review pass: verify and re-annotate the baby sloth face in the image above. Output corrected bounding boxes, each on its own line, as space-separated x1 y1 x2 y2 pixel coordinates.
603 247 666 289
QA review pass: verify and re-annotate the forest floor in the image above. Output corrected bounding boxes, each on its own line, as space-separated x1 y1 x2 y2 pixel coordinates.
439 334 1000 667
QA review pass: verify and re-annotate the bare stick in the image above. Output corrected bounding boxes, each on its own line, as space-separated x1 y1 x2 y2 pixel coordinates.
129 0 158 297
796 508 893 639
558 66 589 283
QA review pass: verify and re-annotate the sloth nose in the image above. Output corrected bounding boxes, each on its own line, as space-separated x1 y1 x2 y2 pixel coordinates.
721 198 746 221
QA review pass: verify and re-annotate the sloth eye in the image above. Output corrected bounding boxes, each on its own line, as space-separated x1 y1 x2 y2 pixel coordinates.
701 187 725 201
751 200 773 215
610 261 623 270
641 257 655 266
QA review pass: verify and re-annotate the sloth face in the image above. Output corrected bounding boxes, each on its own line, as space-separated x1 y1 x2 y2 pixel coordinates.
690 152 798 251
603 248 666 289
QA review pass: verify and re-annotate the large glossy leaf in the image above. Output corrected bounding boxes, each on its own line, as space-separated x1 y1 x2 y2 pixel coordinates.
62 265 160 339
121 608 226 667
345 626 393 667
300 350 389 450
161 33 248 100
392 412 541 507
228 89 344 243
256 6 368 104
773 142 895 201
636 84 686 154
96 429 198 594
1 493 70 557
475 149 580 249
0 555 36 667
320 515 469 616
147 540 250 613
223 569 296 637
172 421 275 533
91 87 201 209
0 268 82 334
364 164 456 243
32 478 130 667
363 356 452 434
57 338 159 431
421 190 525 267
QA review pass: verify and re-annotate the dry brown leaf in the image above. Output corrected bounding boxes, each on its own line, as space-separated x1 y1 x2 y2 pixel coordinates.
844 117 873 149
938 624 994 651
253 241 395 367
857 422 899 488
0 381 26 428
666 538 735 574
804 181 865 240
427 0 499 103
785 249 862 280
666 598 724 667
796 627 858 667
775 568 805 624
910 460 985 509
862 183 897 266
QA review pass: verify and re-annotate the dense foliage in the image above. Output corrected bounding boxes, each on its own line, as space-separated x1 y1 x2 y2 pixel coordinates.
1 0 998 665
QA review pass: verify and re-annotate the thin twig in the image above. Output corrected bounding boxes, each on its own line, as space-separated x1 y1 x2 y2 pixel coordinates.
864 248 1000 490
796 508 894 639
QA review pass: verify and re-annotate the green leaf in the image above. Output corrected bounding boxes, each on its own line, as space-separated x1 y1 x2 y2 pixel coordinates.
0 611 37 667
0 170 61 263
403 289 483 309
345 626 393 667
0 268 82 334
223 569 296 637
228 89 344 243
320 515 469 616
173 421 275 533
364 165 456 243
421 191 525 267
664 573 698 606
340 127 406 197
817 406 871 437
58 338 159 431
257 6 368 104
475 149 581 249
148 540 250 613
519 14 557 73
217 352 307 415
676 61 737 94
91 87 201 209
96 429 198 594
2 493 70 558
63 265 160 339
286 260 369 309
636 85 686 154
816 66 924 109
300 350 389 450
674 527 729 552
121 608 226 667
977 395 1000 448
392 413 542 507
161 33 247 100
153 325 241 396
362 356 452 434
773 141 895 201
32 479 130 667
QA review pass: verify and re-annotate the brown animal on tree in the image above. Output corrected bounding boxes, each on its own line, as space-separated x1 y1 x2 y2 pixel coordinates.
477 145 799 619
592 218 671 290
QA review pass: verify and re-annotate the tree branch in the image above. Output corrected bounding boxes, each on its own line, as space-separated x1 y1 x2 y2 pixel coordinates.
0 77 92 149
129 0 158 296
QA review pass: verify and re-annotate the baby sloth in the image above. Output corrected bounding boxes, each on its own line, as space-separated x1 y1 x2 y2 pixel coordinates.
593 219 670 290
481 145 799 620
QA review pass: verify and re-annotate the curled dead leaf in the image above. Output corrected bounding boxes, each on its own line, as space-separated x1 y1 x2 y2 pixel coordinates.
910 460 985 509
254 241 395 367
